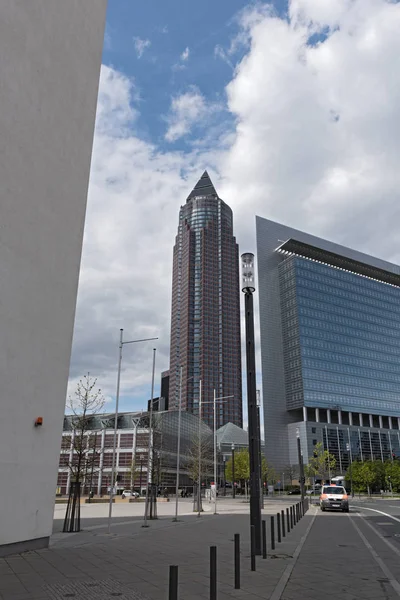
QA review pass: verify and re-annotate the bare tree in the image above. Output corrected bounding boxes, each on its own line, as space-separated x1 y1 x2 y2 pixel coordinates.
66 374 105 490
62 374 105 533
186 434 213 512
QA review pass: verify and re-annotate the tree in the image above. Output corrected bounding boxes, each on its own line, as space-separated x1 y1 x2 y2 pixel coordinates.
63 374 105 533
225 449 250 484
348 460 385 495
66 374 105 490
186 434 213 511
283 464 298 487
262 457 277 487
307 442 336 483
385 460 400 492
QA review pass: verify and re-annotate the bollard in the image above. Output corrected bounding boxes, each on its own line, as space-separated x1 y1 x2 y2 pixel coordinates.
262 520 267 559
251 525 256 572
286 507 290 533
234 534 240 589
210 546 217 600
277 512 281 543
290 505 294 528
270 515 275 550
169 566 178 600
281 510 285 537
296 503 299 522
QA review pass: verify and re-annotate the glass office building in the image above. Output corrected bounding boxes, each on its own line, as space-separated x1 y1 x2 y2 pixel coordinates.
169 171 242 429
256 217 400 473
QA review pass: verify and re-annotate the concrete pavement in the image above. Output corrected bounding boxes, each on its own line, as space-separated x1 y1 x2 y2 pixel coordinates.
3 497 400 599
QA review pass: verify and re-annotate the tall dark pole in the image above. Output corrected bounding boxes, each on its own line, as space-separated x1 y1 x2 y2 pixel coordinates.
242 253 262 556
232 444 236 499
257 402 264 509
296 429 305 502
223 457 226 496
140 456 144 494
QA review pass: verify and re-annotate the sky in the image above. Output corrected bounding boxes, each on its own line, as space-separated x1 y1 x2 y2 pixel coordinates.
68 0 400 421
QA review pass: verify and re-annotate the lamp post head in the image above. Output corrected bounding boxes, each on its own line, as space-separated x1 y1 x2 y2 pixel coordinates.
231 443 235 451
241 253 256 293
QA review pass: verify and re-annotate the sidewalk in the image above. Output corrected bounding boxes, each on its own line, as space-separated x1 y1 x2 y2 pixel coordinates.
0 501 312 600
280 510 399 600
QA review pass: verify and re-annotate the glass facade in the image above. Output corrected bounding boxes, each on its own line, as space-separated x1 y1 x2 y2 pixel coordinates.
280 256 400 417
306 423 400 472
169 171 242 429
58 411 213 495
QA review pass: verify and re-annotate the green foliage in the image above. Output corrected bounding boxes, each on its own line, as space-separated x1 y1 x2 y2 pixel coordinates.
349 460 400 493
224 449 276 485
385 460 400 492
307 442 336 482
225 449 249 482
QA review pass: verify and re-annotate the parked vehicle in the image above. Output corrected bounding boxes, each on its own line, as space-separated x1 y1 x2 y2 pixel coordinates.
121 490 139 499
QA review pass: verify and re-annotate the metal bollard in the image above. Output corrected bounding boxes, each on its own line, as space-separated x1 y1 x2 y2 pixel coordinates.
286 507 290 533
234 534 240 589
262 520 267 559
270 515 275 550
169 566 178 600
281 510 285 537
290 505 294 528
251 525 256 572
210 546 217 600
277 512 281 543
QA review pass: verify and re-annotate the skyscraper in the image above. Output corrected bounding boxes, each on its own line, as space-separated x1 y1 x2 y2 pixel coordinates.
257 217 400 473
169 171 242 430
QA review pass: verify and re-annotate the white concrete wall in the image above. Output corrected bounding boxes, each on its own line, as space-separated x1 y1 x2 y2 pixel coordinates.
0 1 107 552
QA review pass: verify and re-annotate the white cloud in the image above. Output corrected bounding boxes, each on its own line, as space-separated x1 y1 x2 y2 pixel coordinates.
180 47 190 61
133 36 151 58
71 0 400 413
164 87 210 142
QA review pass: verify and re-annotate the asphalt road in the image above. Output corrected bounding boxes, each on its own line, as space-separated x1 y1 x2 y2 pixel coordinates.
351 497 400 549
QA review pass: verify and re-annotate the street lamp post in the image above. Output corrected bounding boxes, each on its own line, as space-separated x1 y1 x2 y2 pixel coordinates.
241 253 262 555
174 371 194 522
144 347 157 527
173 367 183 522
197 379 202 517
139 454 144 494
346 442 353 498
223 456 226 496
107 330 158 534
213 390 233 515
231 443 235 498
296 428 305 502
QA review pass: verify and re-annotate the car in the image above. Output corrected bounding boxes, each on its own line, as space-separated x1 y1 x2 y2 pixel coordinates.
287 488 301 495
121 490 139 499
320 485 349 512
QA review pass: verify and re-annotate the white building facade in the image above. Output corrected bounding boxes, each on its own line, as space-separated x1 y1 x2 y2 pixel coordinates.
0 1 107 556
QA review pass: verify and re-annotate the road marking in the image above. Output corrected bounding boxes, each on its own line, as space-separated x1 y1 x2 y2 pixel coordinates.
359 506 400 524
377 522 394 525
349 514 400 597
270 508 317 600
355 514 400 559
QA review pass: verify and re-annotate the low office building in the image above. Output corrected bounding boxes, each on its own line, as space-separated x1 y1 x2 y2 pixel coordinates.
257 217 400 473
58 410 212 495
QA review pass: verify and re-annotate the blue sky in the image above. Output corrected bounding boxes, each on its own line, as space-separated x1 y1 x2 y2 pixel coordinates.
103 1 286 147
69 0 400 417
